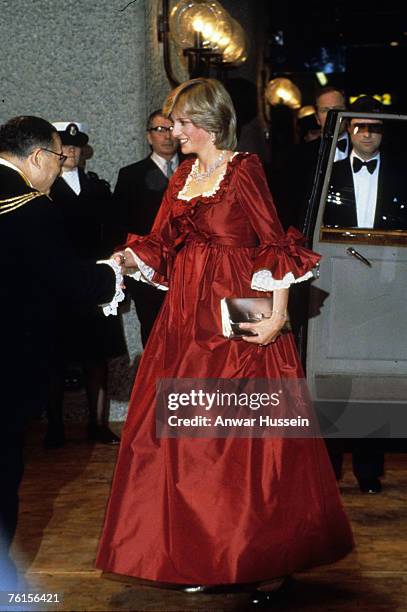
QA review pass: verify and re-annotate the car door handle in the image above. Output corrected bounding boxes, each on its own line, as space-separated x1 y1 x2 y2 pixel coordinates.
346 247 372 267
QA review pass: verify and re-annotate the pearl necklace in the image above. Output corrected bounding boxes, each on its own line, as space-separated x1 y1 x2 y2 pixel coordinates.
190 150 227 182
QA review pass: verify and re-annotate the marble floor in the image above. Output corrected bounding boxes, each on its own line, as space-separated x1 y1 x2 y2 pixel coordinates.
10 423 407 612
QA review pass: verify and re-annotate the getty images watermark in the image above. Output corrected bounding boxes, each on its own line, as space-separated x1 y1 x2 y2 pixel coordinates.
156 379 317 438
156 378 403 438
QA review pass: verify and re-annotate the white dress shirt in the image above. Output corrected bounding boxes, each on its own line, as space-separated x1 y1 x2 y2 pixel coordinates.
61 167 81 195
351 150 380 228
151 152 179 178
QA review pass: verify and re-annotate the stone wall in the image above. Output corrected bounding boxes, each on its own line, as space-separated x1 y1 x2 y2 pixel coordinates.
0 0 184 180
0 0 260 420
0 0 177 419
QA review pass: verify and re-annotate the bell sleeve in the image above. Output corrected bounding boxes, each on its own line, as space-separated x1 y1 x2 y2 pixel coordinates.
123 176 179 291
235 154 320 290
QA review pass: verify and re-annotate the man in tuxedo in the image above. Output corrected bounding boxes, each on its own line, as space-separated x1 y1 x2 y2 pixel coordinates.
324 95 407 229
114 110 179 346
323 97 407 493
0 116 124 587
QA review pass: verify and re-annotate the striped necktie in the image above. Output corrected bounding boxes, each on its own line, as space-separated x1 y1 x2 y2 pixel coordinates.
165 160 173 178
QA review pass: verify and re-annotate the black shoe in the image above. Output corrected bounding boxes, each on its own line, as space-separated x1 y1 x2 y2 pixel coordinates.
358 477 382 494
250 591 275 608
43 425 66 449
181 585 208 593
249 576 292 608
87 423 120 445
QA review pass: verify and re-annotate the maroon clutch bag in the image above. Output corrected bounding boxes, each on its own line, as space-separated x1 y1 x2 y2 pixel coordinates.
221 297 290 338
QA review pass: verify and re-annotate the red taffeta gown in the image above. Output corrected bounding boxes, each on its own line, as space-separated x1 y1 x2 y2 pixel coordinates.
96 153 353 584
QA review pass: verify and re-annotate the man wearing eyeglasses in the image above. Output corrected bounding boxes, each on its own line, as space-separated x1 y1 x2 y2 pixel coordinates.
113 109 179 346
0 115 124 588
324 96 407 230
273 86 348 232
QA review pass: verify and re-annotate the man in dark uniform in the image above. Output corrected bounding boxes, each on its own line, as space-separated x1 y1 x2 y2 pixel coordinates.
324 96 407 230
44 122 126 448
0 116 124 587
113 110 179 346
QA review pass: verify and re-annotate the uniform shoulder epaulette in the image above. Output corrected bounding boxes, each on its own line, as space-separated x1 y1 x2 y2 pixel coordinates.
0 190 46 216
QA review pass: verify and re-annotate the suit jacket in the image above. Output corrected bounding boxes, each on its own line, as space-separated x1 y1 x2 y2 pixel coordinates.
50 168 114 260
272 138 321 231
0 164 116 427
324 154 407 229
113 156 169 242
273 136 351 231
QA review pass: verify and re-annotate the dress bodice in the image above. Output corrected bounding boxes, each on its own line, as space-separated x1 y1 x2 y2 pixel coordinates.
169 152 261 248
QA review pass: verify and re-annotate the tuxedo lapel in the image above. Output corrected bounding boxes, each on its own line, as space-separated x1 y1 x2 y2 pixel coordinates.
373 155 407 229
324 158 358 227
374 158 385 227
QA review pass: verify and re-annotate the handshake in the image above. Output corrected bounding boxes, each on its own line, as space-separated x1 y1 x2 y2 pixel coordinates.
111 249 137 275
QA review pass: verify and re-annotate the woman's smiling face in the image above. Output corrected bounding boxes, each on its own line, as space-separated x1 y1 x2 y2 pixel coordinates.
171 110 212 156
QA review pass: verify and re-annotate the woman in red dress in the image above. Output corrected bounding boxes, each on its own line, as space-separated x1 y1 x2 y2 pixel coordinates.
96 78 353 601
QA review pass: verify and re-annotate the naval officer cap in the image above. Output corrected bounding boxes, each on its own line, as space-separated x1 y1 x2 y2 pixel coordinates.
52 121 89 146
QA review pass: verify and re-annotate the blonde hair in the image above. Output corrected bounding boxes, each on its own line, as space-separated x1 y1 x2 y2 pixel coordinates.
163 78 237 150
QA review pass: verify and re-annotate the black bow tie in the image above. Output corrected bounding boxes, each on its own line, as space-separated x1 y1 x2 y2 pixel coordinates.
352 157 378 174
337 138 347 153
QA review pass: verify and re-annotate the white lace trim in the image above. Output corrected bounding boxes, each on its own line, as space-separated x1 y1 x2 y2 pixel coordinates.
97 259 125 316
177 152 239 201
124 248 168 291
251 269 314 291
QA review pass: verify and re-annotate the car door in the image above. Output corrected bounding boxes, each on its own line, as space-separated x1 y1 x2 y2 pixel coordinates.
305 111 407 437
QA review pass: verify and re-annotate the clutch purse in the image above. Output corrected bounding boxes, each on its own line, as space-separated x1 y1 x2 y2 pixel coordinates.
221 297 291 338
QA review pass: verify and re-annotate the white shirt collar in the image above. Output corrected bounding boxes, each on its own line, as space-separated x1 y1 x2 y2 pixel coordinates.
151 152 179 176
0 156 34 187
61 167 81 195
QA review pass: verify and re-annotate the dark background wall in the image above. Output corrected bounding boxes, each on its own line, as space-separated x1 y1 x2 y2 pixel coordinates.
265 2 407 110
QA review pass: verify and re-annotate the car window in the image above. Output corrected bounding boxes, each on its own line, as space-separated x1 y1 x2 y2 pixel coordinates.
320 114 407 247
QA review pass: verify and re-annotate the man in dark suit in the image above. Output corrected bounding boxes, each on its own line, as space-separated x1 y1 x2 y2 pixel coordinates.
324 96 407 229
0 116 124 587
270 88 348 346
114 110 179 346
273 86 347 231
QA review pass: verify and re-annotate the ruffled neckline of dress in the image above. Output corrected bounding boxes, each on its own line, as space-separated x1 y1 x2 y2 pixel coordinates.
172 151 247 212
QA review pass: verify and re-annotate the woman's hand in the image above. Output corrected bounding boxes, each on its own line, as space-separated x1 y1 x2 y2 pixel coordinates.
112 251 125 268
239 287 289 346
239 312 288 346
112 250 137 268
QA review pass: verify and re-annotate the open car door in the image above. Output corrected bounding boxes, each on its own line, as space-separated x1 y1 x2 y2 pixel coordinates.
304 110 407 438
